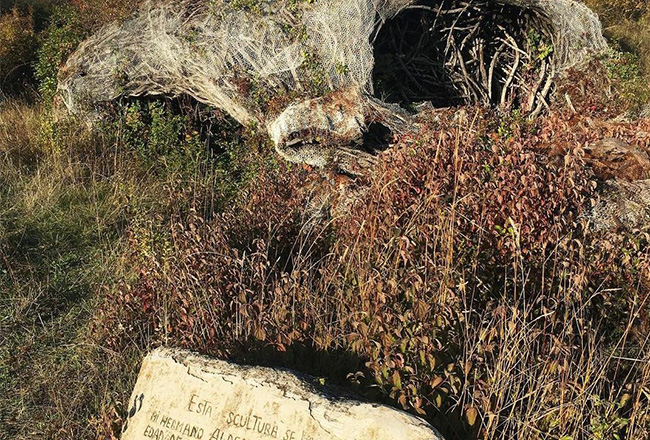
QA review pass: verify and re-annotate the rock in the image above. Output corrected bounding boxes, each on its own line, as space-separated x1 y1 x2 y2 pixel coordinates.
590 179 650 231
121 348 444 440
582 139 650 231
584 138 650 181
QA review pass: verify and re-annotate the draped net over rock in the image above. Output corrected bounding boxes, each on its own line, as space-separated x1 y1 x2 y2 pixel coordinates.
58 0 607 167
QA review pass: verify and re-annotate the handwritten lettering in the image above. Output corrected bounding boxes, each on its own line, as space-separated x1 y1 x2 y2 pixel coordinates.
210 427 262 440
226 412 278 438
133 392 323 440
187 394 213 417
143 425 165 439
158 413 205 439
143 424 187 440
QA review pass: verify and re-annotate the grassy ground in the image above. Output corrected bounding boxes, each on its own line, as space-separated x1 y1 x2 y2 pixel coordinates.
0 100 148 436
0 87 278 437
586 1 650 77
0 1 649 439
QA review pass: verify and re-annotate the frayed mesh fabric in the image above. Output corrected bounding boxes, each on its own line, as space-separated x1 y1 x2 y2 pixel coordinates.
58 0 607 167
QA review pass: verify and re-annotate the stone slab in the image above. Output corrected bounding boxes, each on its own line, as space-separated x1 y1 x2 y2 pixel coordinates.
121 347 444 440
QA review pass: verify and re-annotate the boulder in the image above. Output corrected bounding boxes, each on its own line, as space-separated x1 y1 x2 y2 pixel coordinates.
121 347 444 440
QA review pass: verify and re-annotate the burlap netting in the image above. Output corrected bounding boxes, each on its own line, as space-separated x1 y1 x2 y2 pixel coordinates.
58 0 607 166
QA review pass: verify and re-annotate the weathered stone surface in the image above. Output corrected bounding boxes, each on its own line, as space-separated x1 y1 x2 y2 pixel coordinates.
121 348 443 440
590 179 650 231
584 138 650 181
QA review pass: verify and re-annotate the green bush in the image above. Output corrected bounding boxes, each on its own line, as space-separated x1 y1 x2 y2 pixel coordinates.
111 97 276 188
605 50 650 115
34 5 86 104
110 100 205 174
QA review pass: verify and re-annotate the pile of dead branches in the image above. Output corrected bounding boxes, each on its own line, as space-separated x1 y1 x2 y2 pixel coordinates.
373 0 556 115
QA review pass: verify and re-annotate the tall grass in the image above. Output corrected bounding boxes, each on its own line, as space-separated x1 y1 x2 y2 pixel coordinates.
0 97 174 437
587 0 650 85
0 89 280 437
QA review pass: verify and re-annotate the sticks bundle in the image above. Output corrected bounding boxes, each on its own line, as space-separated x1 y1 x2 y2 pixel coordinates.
373 0 555 113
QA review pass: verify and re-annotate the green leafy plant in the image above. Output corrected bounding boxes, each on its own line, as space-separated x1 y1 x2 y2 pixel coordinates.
111 100 206 174
34 5 86 104
605 50 650 114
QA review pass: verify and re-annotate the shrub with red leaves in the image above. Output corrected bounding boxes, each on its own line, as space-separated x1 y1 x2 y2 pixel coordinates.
96 106 650 439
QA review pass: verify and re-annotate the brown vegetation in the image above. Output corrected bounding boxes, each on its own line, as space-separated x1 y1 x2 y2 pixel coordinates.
70 0 142 29
93 92 650 439
0 8 37 94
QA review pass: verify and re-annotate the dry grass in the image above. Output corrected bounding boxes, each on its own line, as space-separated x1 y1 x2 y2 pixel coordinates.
0 93 276 438
70 0 144 29
0 99 162 438
586 0 650 79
